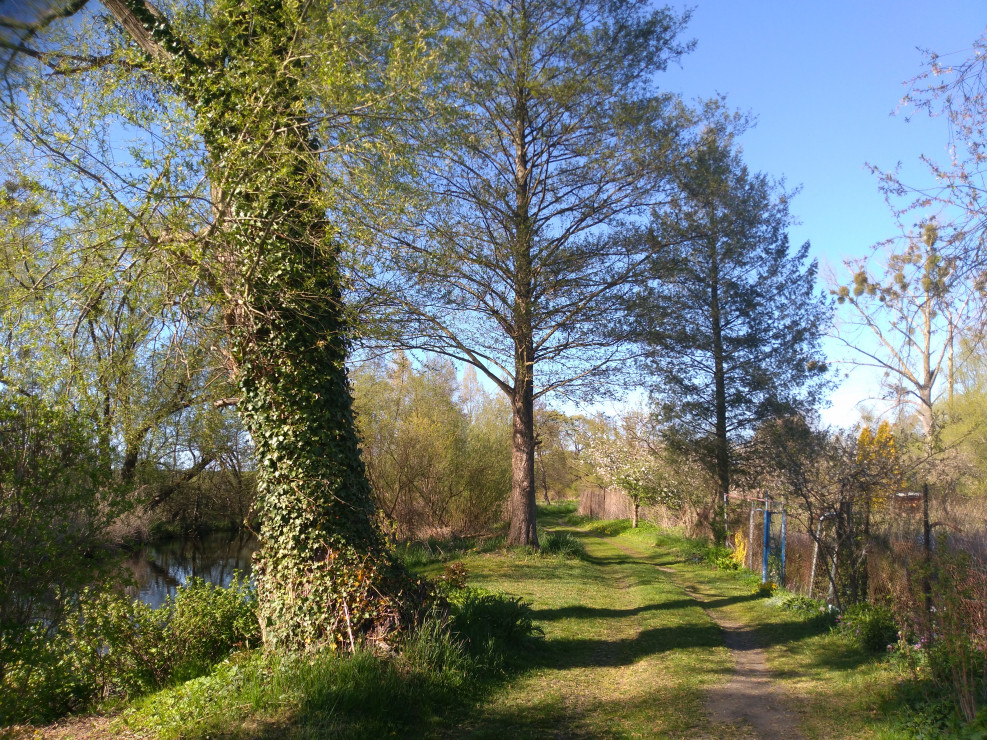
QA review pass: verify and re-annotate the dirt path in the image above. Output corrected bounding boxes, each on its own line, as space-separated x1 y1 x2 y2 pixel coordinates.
656 566 805 740
600 533 806 740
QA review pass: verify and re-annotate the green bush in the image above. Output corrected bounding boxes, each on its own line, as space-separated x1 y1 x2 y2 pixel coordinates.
540 531 586 559
838 602 898 653
164 576 260 680
0 398 121 631
448 587 542 661
0 577 259 724
778 593 827 616
712 554 741 571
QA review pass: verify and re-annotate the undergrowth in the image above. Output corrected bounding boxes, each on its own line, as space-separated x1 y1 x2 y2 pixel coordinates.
118 584 542 738
540 530 586 559
396 534 507 568
1 576 258 725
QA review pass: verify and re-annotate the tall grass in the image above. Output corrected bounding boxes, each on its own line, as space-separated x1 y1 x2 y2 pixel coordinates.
118 588 542 738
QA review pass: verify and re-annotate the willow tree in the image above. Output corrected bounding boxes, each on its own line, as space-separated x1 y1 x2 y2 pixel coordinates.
371 0 691 546
1 0 437 650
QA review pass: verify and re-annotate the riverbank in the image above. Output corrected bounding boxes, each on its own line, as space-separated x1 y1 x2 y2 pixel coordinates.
17 502 934 739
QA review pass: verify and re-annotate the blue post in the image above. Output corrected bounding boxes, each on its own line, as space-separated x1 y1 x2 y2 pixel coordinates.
762 506 772 584
780 507 787 588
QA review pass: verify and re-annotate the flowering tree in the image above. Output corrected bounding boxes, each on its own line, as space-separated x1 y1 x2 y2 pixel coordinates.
587 411 681 528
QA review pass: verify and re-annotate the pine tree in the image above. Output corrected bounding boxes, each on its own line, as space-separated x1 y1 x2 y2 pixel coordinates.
631 123 830 541
374 0 692 546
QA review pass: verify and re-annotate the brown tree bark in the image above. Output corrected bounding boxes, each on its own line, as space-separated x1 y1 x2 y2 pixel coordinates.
710 243 730 544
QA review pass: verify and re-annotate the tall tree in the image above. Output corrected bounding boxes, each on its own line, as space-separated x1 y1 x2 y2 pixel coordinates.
631 124 830 541
372 0 692 546
833 220 979 449
0 0 438 649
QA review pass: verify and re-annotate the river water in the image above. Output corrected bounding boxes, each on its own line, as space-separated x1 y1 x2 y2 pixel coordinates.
123 531 259 608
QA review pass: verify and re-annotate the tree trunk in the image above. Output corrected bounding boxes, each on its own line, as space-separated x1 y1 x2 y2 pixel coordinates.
922 481 933 636
537 445 551 504
506 42 538 548
632 501 640 529
507 374 538 547
709 243 729 545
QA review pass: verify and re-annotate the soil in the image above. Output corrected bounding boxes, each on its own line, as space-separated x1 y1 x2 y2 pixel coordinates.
657 565 806 740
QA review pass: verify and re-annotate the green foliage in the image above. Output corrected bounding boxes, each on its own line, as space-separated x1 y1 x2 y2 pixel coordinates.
116 579 541 738
120 636 481 739
352 354 512 538
540 531 586 559
1 0 443 654
447 587 543 663
0 577 259 724
774 593 829 619
713 553 742 571
0 396 124 720
838 602 899 654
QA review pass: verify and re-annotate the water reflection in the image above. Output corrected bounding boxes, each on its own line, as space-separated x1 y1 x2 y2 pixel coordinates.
124 531 258 608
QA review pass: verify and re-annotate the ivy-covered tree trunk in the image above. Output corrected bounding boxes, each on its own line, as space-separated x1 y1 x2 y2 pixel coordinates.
101 0 423 651
211 7 420 653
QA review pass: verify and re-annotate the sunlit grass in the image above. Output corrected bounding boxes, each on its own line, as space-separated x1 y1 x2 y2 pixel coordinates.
109 504 920 739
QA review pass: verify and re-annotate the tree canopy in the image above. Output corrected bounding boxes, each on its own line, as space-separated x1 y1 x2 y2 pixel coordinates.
629 121 830 540
1 0 442 650
369 0 693 546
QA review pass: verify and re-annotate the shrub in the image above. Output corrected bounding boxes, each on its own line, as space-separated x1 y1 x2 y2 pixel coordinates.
838 602 898 653
713 553 741 571
164 576 260 680
439 561 469 590
778 593 826 617
0 398 121 633
893 550 987 726
0 577 259 724
540 531 586 559
448 587 542 662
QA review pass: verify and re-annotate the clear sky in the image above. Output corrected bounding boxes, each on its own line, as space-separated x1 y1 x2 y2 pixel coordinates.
658 1 987 427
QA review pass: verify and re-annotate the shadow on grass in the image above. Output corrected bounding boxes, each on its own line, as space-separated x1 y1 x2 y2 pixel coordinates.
530 622 725 669
437 681 707 739
533 592 761 622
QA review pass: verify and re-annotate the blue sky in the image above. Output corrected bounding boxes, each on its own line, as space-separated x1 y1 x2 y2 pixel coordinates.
659 1 987 426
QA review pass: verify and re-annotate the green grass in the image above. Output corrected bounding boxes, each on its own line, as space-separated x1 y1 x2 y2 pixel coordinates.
614 525 918 739
109 505 923 739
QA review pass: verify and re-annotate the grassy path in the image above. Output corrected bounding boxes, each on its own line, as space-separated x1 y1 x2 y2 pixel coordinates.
54 507 908 739
437 526 733 738
432 512 903 739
